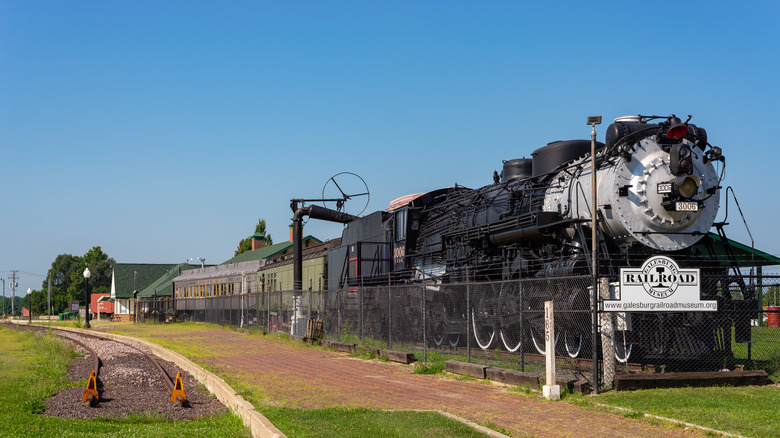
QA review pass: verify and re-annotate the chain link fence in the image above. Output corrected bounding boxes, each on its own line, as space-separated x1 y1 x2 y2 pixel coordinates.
138 269 780 390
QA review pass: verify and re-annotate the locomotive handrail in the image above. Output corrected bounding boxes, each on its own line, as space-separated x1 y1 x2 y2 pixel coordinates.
723 186 755 273
722 186 754 251
637 230 708 236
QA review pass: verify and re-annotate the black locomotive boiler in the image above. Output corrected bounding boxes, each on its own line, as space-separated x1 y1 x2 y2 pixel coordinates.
327 114 753 364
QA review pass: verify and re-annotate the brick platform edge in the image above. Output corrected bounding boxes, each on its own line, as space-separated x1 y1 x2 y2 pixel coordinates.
56 327 285 438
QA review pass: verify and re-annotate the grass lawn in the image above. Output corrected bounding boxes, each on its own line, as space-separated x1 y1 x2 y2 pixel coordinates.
584 385 780 438
0 325 250 438
732 326 780 380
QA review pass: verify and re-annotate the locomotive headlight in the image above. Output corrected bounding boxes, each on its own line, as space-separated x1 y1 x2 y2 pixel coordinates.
672 175 701 199
670 144 693 175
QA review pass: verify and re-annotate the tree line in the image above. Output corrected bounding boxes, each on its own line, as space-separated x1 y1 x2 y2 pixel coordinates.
19 246 114 316
14 218 269 316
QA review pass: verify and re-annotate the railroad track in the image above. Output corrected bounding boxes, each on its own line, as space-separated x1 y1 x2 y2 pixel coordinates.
3 323 197 417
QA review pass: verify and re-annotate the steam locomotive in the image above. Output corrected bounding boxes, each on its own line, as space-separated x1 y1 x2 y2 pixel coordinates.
327 114 752 364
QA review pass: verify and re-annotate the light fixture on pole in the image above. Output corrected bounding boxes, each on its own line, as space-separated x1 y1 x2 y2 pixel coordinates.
188 257 206 268
587 115 602 394
83 268 91 329
27 288 32 324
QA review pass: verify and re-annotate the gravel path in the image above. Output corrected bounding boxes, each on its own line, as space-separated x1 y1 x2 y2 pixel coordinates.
40 331 227 420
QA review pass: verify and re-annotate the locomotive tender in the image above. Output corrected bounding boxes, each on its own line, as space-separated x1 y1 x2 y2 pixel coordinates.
329 114 751 363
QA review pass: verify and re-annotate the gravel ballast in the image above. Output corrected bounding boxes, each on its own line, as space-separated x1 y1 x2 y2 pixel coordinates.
41 331 228 420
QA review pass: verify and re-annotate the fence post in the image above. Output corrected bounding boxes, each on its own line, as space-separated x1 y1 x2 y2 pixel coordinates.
279 290 283 336
388 285 392 350
519 280 524 372
360 277 364 346
422 284 427 363
466 277 471 364
592 275 600 393
337 289 342 342
599 277 615 389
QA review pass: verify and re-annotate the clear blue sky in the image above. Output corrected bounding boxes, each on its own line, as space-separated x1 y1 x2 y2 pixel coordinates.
2 1 779 295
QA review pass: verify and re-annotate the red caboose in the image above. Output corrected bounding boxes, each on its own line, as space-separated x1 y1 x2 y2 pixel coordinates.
90 293 114 318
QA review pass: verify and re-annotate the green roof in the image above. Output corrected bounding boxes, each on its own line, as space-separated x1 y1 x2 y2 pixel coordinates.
138 264 201 298
112 263 179 300
220 236 322 265
693 233 780 266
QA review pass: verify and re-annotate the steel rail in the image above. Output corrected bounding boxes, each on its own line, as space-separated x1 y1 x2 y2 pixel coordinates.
4 324 184 406
46 326 183 405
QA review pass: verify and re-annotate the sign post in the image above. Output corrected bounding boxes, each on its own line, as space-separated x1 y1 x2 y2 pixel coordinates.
543 300 560 400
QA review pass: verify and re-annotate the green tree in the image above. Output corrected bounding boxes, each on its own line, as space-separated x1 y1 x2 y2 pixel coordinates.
42 253 82 314
67 246 115 304
29 289 48 315
234 218 273 256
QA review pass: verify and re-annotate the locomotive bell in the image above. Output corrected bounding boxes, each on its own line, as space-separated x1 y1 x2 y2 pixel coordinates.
666 115 688 139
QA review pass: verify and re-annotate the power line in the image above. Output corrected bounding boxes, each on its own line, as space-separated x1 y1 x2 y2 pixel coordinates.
19 271 45 278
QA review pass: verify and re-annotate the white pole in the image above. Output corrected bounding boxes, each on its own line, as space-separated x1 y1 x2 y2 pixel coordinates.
543 300 560 400
600 278 615 388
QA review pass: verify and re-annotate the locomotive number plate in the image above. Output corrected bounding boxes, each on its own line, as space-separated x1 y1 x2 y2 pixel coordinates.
657 183 672 194
675 201 698 212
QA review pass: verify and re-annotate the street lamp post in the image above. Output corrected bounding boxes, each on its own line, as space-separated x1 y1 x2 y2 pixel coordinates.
27 288 32 324
83 268 91 329
133 270 138 324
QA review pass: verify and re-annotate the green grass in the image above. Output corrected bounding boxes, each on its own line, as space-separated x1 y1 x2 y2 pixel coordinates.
0 326 251 438
731 326 780 380
261 407 488 438
584 385 780 438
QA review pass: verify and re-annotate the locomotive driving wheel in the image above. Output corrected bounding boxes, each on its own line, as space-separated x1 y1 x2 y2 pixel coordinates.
564 331 582 358
471 284 497 350
498 281 524 352
428 302 448 347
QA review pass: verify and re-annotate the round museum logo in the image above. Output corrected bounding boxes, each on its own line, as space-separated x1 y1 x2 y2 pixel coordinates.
622 256 698 299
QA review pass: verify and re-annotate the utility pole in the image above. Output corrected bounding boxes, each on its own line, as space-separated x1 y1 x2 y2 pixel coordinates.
9 271 18 317
48 273 52 320
2 278 5 318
